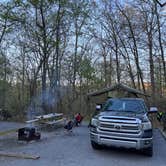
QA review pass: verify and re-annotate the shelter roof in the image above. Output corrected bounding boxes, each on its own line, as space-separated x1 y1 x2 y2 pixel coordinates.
87 83 150 97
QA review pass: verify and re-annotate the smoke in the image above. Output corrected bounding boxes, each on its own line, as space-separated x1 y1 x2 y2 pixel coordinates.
26 87 68 120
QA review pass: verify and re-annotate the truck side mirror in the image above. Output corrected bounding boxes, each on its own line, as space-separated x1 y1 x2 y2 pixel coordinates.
96 104 102 111
149 107 158 114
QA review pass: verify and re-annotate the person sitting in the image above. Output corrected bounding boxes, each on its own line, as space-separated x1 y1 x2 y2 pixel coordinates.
64 120 74 132
75 113 83 126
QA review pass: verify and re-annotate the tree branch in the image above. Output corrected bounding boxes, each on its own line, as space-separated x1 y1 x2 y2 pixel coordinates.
155 0 166 7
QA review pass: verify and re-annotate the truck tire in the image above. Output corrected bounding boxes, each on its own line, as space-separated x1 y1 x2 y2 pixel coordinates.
143 145 153 157
91 141 102 150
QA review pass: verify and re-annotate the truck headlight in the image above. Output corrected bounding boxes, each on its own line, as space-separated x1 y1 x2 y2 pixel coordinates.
91 118 99 127
142 121 152 130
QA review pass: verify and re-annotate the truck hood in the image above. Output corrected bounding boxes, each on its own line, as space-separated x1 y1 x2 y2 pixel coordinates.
97 111 147 121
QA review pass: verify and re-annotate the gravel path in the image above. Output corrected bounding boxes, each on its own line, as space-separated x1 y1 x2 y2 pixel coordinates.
0 123 166 166
0 121 24 132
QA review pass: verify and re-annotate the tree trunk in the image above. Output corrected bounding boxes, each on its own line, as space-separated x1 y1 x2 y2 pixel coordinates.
155 2 166 86
148 32 156 102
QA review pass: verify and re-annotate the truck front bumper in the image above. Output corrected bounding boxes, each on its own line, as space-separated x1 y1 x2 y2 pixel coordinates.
90 132 152 150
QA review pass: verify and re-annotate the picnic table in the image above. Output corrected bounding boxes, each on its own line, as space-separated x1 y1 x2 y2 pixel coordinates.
26 113 64 129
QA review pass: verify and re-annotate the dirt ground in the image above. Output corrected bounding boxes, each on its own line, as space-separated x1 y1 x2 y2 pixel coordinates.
0 121 63 151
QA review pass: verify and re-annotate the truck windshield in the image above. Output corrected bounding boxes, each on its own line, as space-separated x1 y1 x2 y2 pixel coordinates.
102 99 147 113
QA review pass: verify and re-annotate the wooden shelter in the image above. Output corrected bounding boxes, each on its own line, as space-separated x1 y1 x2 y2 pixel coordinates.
87 83 150 114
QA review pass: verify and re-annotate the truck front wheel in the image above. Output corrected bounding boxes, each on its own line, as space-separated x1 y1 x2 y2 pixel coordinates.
142 145 153 157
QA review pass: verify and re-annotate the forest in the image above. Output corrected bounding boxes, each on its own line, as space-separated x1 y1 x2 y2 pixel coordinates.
0 0 166 120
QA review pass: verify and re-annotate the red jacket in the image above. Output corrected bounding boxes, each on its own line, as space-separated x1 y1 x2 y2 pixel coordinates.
76 114 82 122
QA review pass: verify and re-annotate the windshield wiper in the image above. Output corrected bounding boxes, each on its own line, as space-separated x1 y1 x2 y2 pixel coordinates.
105 109 117 112
120 110 144 114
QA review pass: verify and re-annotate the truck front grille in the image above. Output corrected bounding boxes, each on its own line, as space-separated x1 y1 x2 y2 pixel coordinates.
100 123 139 130
98 116 141 136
